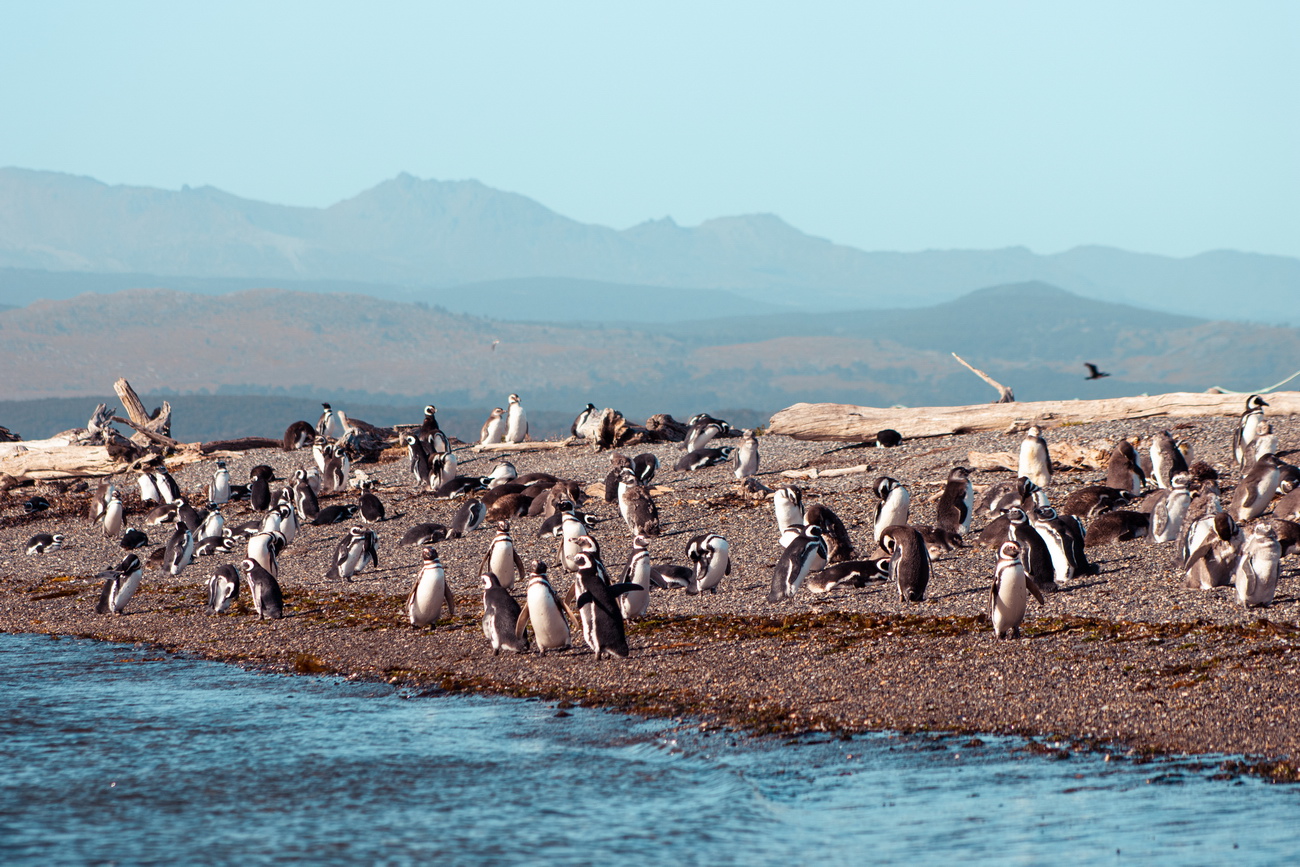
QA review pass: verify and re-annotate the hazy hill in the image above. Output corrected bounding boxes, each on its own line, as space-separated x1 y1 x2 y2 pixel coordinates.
1 168 1297 323
0 283 1294 420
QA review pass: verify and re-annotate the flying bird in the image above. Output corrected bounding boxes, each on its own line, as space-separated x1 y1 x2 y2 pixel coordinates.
1084 363 1110 380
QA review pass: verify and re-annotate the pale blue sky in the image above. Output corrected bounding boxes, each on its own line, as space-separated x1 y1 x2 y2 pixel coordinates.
2 1 1296 258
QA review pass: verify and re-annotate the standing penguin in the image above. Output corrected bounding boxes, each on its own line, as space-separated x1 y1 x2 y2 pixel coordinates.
163 524 194 576
241 558 284 620
359 481 386 523
418 405 449 454
990 542 1044 639
767 525 828 603
1000 507 1056 591
773 486 804 539
686 533 731 595
617 468 660 537
571 403 598 438
247 530 282 578
804 503 854 564
481 572 528 654
100 491 125 539
873 477 910 544
479 521 526 590
618 536 653 619
89 481 116 526
1232 394 1269 469
517 562 573 652
504 393 528 443
405 435 433 489
137 470 163 505
1028 506 1091 586
935 467 974 536
1018 426 1052 489
480 408 506 445
95 554 145 615
1147 472 1193 544
210 461 231 506
407 547 455 628
733 429 759 480
880 525 931 603
1184 513 1242 590
1233 523 1282 607
1232 454 1282 522
316 402 335 439
325 527 379 581
206 564 241 614
1149 430 1189 490
571 552 640 660
1106 440 1146 496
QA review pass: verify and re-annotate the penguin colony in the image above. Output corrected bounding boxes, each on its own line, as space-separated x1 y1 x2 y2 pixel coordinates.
8 393 1299 664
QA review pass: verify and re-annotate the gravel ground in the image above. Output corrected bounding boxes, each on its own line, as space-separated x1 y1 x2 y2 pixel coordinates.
3 413 1300 777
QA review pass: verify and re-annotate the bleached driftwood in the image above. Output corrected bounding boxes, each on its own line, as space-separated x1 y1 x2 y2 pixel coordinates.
968 442 1111 473
780 464 872 481
952 353 1014 403
474 440 576 453
114 377 172 448
0 446 130 482
768 391 1300 443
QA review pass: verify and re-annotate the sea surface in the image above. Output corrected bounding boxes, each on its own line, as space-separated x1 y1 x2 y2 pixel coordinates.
1 632 1296 866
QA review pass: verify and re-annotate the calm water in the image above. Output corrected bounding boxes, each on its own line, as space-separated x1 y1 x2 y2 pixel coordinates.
0 633 1295 865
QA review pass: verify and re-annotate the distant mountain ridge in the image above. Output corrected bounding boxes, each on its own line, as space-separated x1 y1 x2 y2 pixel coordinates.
0 167 1297 324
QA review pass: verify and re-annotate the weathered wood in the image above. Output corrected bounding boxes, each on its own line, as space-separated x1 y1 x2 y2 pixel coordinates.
111 416 183 450
768 391 1300 443
474 440 576 453
199 437 283 455
967 442 1110 473
952 353 1014 403
0 445 130 482
780 463 872 480
113 377 172 448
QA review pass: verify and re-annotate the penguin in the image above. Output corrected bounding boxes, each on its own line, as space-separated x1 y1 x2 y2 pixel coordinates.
310 504 359 526
875 429 902 448
312 436 330 475
206 564 240 614
322 447 347 495
1018 426 1052 489
198 504 225 542
504 393 528 443
650 564 694 590
241 558 284 620
556 506 595 572
604 453 633 503
880 524 931 603
293 471 320 520
316 402 334 439
997 508 1055 591
359 481 386 523
325 527 379 582
195 535 236 557
406 547 455 628
89 480 115 526
685 417 729 453
487 492 533 522
1234 523 1282 607
487 461 518 488
1059 485 1132 520
805 558 890 593
282 419 315 451
26 533 64 554
1273 519 1300 558
733 429 759 480
431 450 461 492
418 405 449 454
209 461 231 506
1273 484 1300 523
1084 510 1150 547
571 552 640 660
1146 472 1192 544
152 467 182 504
250 469 273 512
174 498 203 535
275 501 299 546
674 447 735 471
935 466 974 536
773 486 804 537
144 500 180 527
100 491 125 539
686 533 731 595
449 499 488 539
618 537 653 619
767 524 828 603
1232 394 1269 469
405 435 433 489
119 527 149 550
1106 440 1146 496
1231 453 1282 522
631 453 659 486
803 503 853 564
517 562 573 652
571 403 598 438
301 465 323 496
915 525 966 559
538 508 596 540
400 522 450 547
1028 506 1090 586
873 477 910 545
1184 512 1242 590
479 521 526 590
163 524 194 576
481 572 528 654
976 476 1040 518
433 474 489 500
1149 430 1189 489
137 470 163 505
990 542 1044 639
480 407 506 445
247 530 281 579
94 554 144 615
617 468 660 537
1243 421 1279 477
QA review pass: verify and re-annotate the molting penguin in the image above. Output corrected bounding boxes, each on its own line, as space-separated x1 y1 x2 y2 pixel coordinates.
733 429 759 480
935 466 974 536
407 547 455 628
504 393 528 443
1059 485 1132 520
89 480 115 526
873 477 910 545
1146 472 1192 544
617 468 660 537
1183 512 1242 590
1233 522 1281 607
767 524 828 603
479 521 526 590
686 533 731 595
95 554 144 615
282 419 315 452
1018 426 1052 489
480 407 506 445
517 562 572 653
1085 510 1150 547
803 503 853 564
990 542 1044 639
1149 430 1189 490
1231 453 1282 522
880 524 931 603
1232 394 1268 470
1106 440 1146 496
977 476 1039 518
206 564 240 614
241 558 284 620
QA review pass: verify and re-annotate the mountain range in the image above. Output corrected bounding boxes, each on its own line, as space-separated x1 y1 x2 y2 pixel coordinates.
0 167 1297 324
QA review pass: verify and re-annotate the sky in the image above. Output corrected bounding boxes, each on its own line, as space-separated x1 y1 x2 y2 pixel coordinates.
1 1 1297 259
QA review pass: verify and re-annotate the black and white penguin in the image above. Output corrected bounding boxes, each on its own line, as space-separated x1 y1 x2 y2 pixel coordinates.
1234 523 1281 607
206 564 240 614
162 524 194 576
119 527 149 550
873 477 910 545
405 435 433 489
247 530 282 579
803 503 853 564
449 499 488 539
249 469 273 512
241 558 284 620
684 416 729 453
1105 440 1146 496
571 552 640 660
89 480 115 526
359 481 386 523
198 504 224 542
316 403 334 439
504 393 528 443
322 447 347 495
518 562 572 653
1232 395 1269 470
310 503 358 526
137 471 163 505
418 405 449 454
558 507 595 573
1243 422 1279 477
1149 430 1189 490
400 522 450 547
209 461 231 506
686 533 731 595
773 485 804 538
479 521 526 590
767 525 828 603
282 419 315 452
1029 506 1091 586
95 554 144 615
604 453 633 503
487 461 518 489
1183 512 1242 590
1232 453 1282 522
432 450 460 491
617 468 660 537
481 572 528 655
26 533 64 554
1018 426 1052 489
990 541 1044 639
292 471 319 520
195 535 235 557
935 466 974 536
997 508 1055 591
152 467 182 504
480 407 506 445
805 558 890 594
733 429 759 480
618 537 653 619
1146 472 1192 544
976 476 1040 517
325 527 379 582
880 524 931 603
407 547 455 628
100 491 125 539
875 429 902 448
571 403 598 438
674 447 735 471
631 453 659 486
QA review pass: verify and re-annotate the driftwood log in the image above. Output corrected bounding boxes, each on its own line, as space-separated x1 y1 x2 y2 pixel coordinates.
768 391 1300 443
114 377 172 449
0 445 131 482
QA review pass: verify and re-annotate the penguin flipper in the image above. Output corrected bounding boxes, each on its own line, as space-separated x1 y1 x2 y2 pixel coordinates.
575 591 595 609
1027 577 1046 605
443 582 456 618
515 601 530 641
608 582 642 598
95 576 116 615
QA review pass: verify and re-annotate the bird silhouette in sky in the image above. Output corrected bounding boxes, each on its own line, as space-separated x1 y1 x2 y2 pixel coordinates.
1084 363 1111 380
